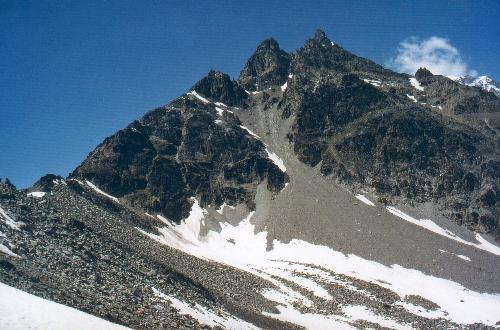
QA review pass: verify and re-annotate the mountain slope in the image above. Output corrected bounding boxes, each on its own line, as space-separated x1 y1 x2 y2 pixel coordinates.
2 29 500 329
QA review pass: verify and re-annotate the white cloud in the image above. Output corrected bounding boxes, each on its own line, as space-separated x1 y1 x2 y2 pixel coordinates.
390 37 476 79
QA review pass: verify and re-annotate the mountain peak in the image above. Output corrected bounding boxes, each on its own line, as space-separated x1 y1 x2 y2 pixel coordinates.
415 67 434 82
191 70 247 106
455 75 500 96
238 37 290 91
256 38 280 51
313 29 330 43
304 29 332 48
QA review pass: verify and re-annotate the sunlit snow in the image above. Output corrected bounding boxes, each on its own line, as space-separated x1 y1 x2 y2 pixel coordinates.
85 180 120 203
363 79 381 87
406 94 418 102
27 191 46 198
0 282 130 330
187 90 210 104
265 149 286 172
152 288 258 329
0 206 23 230
386 206 500 256
409 77 424 91
138 200 500 327
354 194 375 206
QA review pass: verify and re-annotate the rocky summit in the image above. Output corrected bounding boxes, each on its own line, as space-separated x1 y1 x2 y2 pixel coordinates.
2 30 500 329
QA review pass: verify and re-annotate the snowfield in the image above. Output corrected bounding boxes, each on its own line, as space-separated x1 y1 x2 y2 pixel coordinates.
0 282 129 330
138 199 500 329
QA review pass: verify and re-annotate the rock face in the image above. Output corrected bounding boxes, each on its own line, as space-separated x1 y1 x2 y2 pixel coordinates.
70 75 288 222
70 29 498 237
414 69 500 115
238 38 291 91
29 174 65 193
278 30 499 238
191 70 247 107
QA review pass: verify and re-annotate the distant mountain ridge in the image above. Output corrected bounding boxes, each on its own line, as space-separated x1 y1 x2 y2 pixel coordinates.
455 75 500 96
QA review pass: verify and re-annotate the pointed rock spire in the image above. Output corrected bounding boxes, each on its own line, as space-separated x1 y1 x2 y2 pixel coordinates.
415 67 433 81
238 38 290 91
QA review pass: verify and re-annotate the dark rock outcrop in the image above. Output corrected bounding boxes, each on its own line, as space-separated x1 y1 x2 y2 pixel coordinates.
238 38 291 91
191 70 247 106
415 67 434 82
29 174 65 193
70 94 288 222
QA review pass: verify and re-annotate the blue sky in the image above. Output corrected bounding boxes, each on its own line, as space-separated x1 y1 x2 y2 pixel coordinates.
1 0 499 188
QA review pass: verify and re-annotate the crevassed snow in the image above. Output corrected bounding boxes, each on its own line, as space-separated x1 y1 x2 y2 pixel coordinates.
0 282 130 330
85 180 119 203
265 149 286 172
239 125 261 139
27 191 46 198
138 200 500 327
386 206 500 256
354 194 375 207
342 305 413 330
363 79 381 87
152 288 258 329
0 243 20 258
406 94 418 103
281 81 288 91
187 90 209 104
409 77 424 91
0 206 23 230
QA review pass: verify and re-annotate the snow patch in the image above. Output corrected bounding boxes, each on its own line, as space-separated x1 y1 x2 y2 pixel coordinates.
0 206 23 230
386 206 500 256
281 81 288 91
406 94 418 102
139 202 500 327
85 180 119 203
409 77 425 91
0 243 20 258
363 79 382 87
152 288 258 329
216 203 235 215
354 194 375 207
239 125 261 139
187 90 209 104
343 305 413 330
27 191 46 198
0 282 129 329
266 148 286 172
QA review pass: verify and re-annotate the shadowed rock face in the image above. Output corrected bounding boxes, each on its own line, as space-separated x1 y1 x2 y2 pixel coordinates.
238 38 291 91
191 70 247 107
70 76 288 222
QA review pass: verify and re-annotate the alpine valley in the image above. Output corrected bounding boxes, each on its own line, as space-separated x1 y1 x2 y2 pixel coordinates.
1 30 500 330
